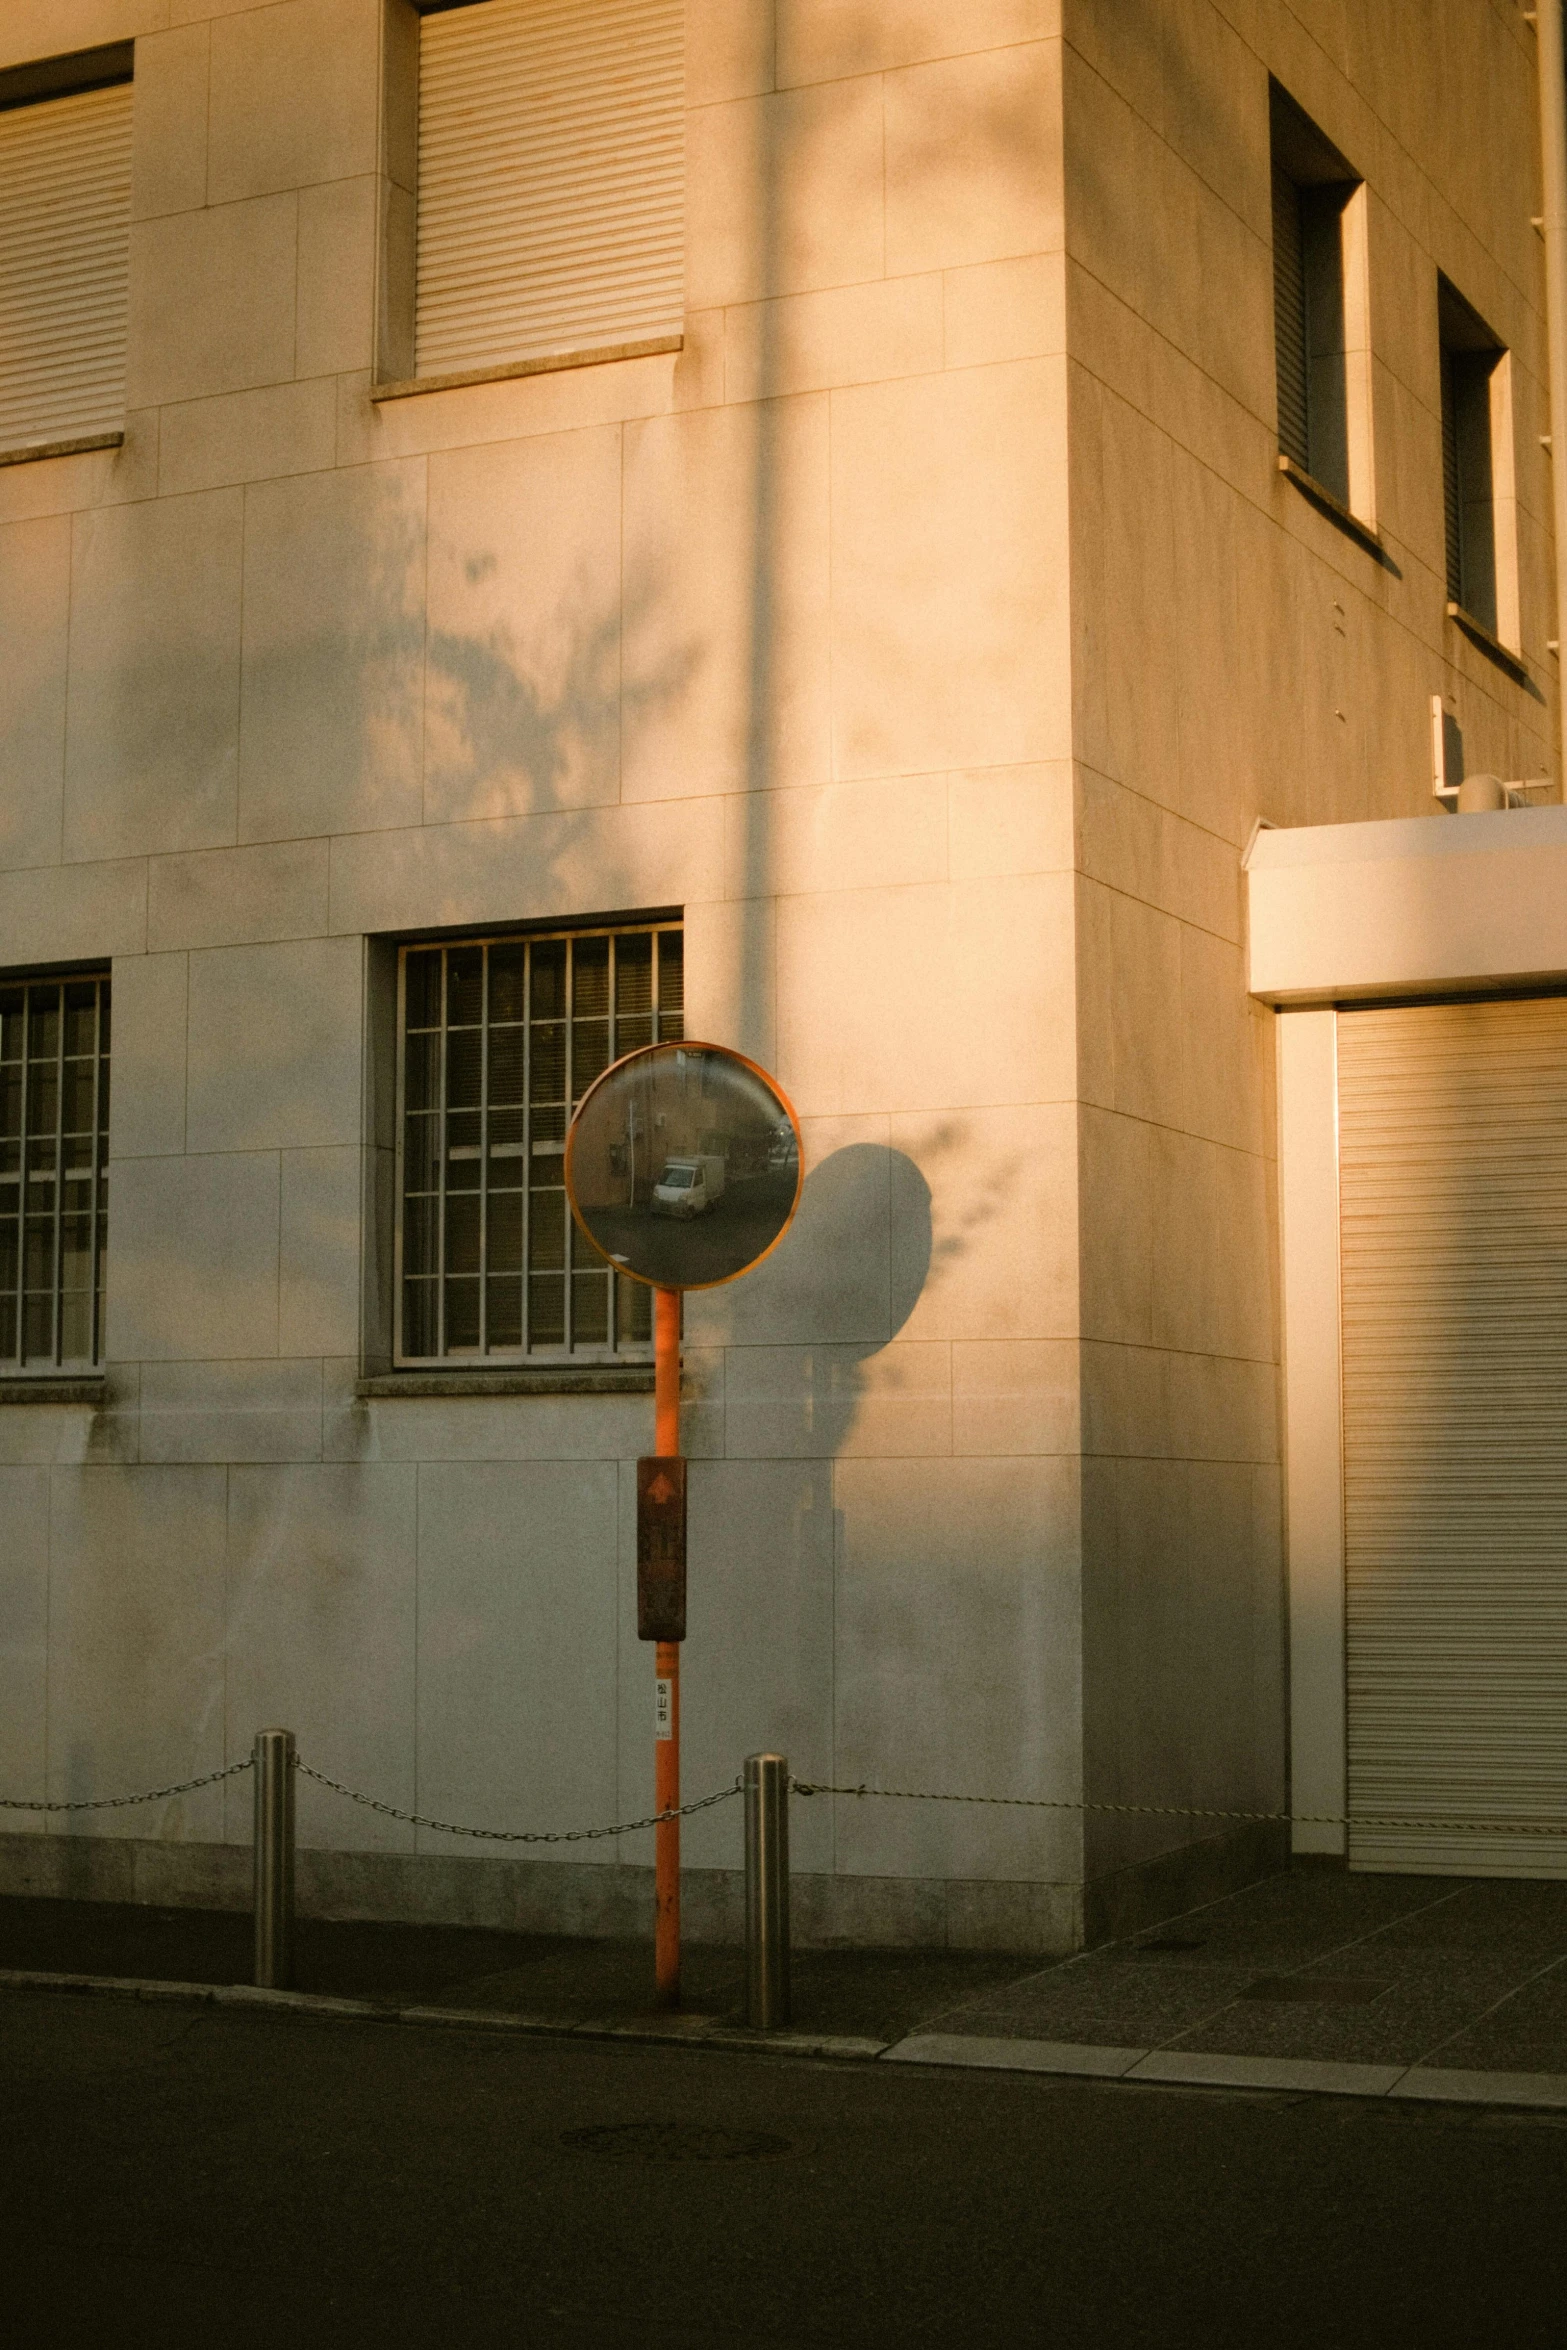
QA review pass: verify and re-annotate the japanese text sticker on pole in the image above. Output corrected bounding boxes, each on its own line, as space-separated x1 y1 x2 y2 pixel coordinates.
564 1042 803 1291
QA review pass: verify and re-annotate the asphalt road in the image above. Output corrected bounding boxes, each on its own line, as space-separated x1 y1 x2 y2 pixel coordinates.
580 1170 798 1287
6 1991 1565 2349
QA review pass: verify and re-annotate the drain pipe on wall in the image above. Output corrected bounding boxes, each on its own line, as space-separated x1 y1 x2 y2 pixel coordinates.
1535 1 1567 780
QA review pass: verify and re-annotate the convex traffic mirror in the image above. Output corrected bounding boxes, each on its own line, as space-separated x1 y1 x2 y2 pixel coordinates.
564 1042 802 1291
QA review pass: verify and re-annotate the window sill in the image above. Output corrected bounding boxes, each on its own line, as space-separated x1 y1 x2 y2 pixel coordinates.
370 336 683 404
0 1376 107 1405
0 430 124 471
1277 454 1390 564
1445 601 1531 683
358 1367 655 1399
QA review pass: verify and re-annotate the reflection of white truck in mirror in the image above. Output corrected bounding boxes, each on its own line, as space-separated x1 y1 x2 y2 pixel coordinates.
652 1152 727 1218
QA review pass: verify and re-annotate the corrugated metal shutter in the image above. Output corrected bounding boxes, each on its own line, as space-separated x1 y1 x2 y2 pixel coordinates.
0 79 131 458
1339 997 1567 1876
1272 162 1309 469
415 0 684 382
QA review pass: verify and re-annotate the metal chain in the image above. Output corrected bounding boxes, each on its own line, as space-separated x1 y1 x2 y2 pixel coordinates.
790 1779 1567 1838
0 1759 254 1814
295 1761 739 1844
9 1755 1560 1841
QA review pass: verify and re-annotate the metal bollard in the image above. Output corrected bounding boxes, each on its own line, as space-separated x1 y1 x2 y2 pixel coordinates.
744 1752 791 2029
253 1728 296 1990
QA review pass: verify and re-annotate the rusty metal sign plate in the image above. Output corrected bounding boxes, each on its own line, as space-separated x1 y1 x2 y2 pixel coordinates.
636 1455 688 1642
565 1042 801 1291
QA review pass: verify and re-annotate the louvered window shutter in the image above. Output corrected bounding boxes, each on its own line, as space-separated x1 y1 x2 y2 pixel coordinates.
415 0 684 383
1271 162 1309 470
1440 349 1464 606
0 79 132 458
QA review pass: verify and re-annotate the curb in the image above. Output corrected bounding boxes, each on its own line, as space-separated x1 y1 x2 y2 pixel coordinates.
884 2031 1567 2111
7 1967 1567 2111
0 1967 888 2062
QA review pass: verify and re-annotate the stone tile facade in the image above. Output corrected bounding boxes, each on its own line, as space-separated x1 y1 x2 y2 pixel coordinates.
0 0 1551 1950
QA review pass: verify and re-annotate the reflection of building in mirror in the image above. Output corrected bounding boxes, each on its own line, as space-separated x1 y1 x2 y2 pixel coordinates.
571 1048 780 1212
566 1044 802 1291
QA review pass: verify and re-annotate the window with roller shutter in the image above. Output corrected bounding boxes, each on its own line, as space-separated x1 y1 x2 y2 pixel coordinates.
0 47 132 464
1438 274 1508 641
412 0 684 387
1269 83 1360 511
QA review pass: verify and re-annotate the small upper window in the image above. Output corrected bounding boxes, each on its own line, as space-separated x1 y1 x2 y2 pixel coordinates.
0 975 110 1372
1270 83 1371 521
1439 276 1513 646
0 44 132 463
398 923 682 1364
411 0 684 385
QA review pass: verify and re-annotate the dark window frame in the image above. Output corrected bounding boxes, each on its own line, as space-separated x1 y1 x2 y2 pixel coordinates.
1439 275 1505 639
0 972 110 1373
0 41 132 116
1270 83 1361 512
394 920 683 1367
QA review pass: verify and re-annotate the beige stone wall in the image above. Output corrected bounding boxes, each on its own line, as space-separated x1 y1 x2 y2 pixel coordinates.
1064 0 1554 1893
1 0 1548 1946
0 0 1088 1946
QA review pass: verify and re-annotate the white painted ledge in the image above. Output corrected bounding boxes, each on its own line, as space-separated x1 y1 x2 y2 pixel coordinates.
1247 806 1567 1004
0 429 123 470
370 336 682 402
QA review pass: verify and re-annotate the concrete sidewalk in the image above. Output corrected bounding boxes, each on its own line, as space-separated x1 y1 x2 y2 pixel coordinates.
0 1890 1023 2048
894 1864 1567 2108
9 1863 1567 2107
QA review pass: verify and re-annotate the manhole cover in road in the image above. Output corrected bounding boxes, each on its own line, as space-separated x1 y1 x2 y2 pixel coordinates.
560 2123 792 2164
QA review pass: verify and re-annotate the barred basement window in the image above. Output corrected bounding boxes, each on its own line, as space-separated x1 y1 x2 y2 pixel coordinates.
397 924 682 1362
0 975 109 1370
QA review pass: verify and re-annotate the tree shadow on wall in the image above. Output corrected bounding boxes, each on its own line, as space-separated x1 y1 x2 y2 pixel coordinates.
229 456 703 911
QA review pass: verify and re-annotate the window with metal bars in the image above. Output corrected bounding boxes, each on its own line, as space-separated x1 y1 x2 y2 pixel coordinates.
397 924 682 1362
0 974 109 1370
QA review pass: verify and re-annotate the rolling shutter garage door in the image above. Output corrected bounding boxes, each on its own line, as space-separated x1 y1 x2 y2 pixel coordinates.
0 77 132 457
1339 997 1567 1875
415 0 684 382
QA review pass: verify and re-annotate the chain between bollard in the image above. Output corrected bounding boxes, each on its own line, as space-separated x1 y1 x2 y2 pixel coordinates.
0 1758 739 1842
10 1757 1564 1841
294 1760 741 1844
0 1759 254 1813
789 1778 1567 1837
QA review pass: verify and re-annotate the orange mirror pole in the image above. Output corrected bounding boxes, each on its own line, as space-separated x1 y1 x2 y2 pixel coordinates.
653 1284 681 2006
565 1046 803 2015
